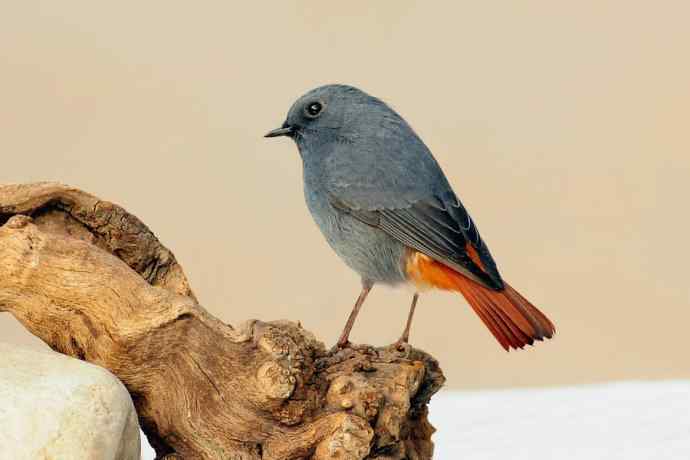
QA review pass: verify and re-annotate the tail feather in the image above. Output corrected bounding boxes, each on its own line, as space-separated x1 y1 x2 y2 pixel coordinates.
504 284 555 339
475 287 534 346
409 253 555 351
457 276 554 350
461 285 513 350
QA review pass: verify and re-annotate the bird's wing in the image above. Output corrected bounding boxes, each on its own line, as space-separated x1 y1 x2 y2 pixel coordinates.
323 121 503 289
330 191 504 290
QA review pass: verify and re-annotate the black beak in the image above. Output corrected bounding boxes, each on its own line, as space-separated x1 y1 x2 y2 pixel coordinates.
264 123 293 138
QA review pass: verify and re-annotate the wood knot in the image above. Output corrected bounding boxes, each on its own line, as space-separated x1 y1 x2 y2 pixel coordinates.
327 375 383 421
5 215 33 229
313 414 373 460
256 361 295 400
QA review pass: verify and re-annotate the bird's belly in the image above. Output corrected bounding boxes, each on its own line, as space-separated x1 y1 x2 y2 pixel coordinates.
305 194 407 285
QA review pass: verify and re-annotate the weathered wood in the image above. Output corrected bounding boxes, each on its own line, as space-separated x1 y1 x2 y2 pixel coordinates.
0 183 444 460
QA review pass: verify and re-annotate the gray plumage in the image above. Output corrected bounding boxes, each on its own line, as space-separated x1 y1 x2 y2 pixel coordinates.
271 84 502 290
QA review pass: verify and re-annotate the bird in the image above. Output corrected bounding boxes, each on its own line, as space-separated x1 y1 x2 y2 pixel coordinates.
265 84 555 351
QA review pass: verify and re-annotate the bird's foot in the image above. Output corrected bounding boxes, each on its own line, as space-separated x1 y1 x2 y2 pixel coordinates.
330 339 352 354
392 337 410 352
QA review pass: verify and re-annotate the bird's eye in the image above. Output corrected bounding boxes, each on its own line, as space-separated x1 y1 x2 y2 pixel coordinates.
305 101 323 118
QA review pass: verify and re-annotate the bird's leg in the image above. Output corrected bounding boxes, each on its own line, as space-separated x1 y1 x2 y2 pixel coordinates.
336 283 373 349
394 293 419 350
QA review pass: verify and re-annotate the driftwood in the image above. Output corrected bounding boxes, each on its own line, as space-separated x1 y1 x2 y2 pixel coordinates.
0 183 445 460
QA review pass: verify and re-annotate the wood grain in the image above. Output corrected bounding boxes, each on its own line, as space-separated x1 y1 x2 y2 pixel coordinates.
0 183 444 460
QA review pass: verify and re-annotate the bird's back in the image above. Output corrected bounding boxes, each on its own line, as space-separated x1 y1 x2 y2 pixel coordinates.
322 110 452 211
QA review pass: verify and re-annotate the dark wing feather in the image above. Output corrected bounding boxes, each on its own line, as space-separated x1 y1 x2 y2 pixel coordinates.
323 128 503 289
331 194 504 290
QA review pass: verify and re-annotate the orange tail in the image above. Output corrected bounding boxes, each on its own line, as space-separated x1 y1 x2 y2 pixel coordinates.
408 253 555 350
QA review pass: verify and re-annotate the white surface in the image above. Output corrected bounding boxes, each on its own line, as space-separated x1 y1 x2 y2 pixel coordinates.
140 381 690 459
0 343 140 460
429 381 690 460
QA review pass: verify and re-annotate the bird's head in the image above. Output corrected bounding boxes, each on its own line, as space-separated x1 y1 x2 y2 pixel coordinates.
265 84 402 151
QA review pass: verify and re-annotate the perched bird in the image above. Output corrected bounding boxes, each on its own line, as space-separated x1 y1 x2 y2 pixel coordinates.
265 84 555 351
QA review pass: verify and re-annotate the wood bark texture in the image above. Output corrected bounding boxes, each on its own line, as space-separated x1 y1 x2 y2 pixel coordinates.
0 183 445 460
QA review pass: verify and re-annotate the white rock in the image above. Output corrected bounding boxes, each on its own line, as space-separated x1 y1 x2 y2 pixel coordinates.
0 343 140 460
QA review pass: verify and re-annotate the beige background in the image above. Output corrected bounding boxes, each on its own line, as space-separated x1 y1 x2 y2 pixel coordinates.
1 2 688 389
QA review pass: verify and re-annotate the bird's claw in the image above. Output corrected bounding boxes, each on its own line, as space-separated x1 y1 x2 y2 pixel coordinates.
392 338 410 352
330 340 352 354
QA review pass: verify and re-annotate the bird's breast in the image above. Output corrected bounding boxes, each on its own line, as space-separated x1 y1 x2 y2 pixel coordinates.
302 180 407 285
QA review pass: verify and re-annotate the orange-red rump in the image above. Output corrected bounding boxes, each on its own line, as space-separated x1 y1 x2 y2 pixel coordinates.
406 251 555 351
